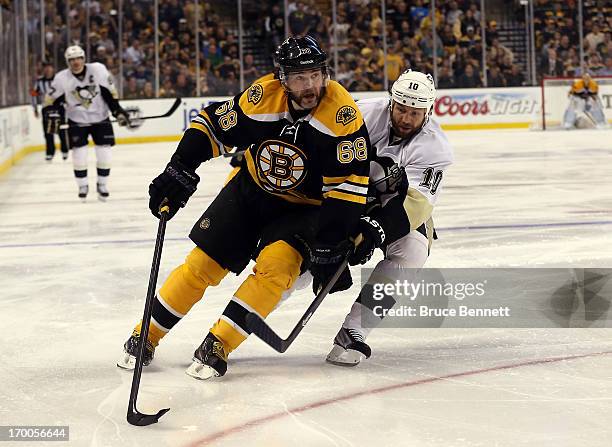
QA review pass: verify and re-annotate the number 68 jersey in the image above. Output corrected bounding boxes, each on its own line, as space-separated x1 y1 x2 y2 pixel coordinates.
358 97 454 233
177 79 371 244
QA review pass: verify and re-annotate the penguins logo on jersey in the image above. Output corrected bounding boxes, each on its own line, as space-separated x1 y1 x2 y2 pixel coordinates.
255 140 307 191
72 85 98 108
247 84 264 105
336 105 357 126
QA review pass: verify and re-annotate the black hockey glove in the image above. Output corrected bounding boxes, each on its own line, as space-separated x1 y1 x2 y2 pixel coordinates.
113 107 131 127
148 156 200 219
349 216 386 266
310 240 353 295
43 107 62 134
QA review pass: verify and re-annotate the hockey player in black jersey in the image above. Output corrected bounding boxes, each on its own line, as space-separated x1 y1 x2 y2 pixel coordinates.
118 36 372 379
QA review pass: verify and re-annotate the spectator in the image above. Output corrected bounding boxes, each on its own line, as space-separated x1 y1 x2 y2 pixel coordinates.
487 65 506 87
539 48 565 77
446 1 463 26
124 39 145 66
141 81 154 99
505 64 525 87
585 24 605 53
124 77 141 99
456 63 482 88
216 55 238 79
265 4 285 50
437 65 455 89
98 27 116 55
289 2 310 37
601 56 612 76
384 41 406 83
410 0 429 30
347 69 373 91
159 78 176 98
460 9 479 36
556 34 572 58
174 73 193 97
242 54 260 85
486 20 500 46
588 53 605 75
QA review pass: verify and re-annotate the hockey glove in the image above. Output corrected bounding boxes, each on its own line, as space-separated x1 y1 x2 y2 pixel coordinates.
148 155 200 219
349 216 385 266
43 107 62 134
310 240 353 294
113 107 131 127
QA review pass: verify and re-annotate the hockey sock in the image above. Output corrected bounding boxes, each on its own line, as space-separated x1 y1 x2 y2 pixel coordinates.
95 145 111 185
72 145 88 186
135 247 228 346
210 241 302 354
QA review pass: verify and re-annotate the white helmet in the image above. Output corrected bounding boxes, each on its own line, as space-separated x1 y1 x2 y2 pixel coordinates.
64 45 85 63
391 69 436 115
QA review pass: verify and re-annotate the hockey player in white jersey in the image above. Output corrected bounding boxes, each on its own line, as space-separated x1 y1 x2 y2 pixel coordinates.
45 45 131 200
326 70 454 366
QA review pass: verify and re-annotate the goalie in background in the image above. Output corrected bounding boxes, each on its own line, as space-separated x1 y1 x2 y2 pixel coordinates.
562 73 609 130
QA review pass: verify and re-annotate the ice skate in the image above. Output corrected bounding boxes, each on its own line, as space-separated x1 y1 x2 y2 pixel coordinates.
45 155 53 162
185 332 228 380
78 185 88 202
96 183 109 201
326 327 371 367
62 152 68 161
117 331 155 370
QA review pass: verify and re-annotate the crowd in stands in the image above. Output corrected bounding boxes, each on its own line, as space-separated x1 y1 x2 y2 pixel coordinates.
34 0 611 100
532 0 612 79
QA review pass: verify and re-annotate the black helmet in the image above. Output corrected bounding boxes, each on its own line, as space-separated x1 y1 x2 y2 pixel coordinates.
276 36 328 77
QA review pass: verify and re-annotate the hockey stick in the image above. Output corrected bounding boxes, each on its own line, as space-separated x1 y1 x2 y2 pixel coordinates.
129 97 182 122
127 206 171 426
245 235 362 353
60 98 182 128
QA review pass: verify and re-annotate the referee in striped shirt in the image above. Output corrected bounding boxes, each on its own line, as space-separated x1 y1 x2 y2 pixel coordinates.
32 62 68 161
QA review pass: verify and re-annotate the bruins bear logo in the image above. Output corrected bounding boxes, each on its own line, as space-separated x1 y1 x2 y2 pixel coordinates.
336 105 357 126
247 84 264 105
256 140 307 192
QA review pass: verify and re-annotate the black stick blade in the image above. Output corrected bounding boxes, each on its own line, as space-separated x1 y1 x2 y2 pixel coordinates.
245 313 288 353
127 407 170 426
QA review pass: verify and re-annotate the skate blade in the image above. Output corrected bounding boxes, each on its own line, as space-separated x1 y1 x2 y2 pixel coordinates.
97 195 108 202
325 345 363 367
116 351 136 370
185 360 220 380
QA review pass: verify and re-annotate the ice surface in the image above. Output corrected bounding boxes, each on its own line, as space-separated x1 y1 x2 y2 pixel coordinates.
1 129 611 446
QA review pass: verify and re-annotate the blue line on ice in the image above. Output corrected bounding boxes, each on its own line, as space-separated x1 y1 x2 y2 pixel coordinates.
2 220 612 249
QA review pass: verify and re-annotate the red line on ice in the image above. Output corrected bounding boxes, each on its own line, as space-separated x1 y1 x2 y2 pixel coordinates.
185 349 612 446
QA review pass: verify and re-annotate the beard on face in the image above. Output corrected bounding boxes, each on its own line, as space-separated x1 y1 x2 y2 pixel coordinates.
292 86 322 109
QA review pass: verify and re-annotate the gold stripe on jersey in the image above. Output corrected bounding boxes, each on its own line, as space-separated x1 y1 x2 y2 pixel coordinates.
244 150 322 205
403 188 434 231
238 80 288 121
189 121 222 158
322 174 369 186
323 189 367 204
310 81 364 137
190 111 231 157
